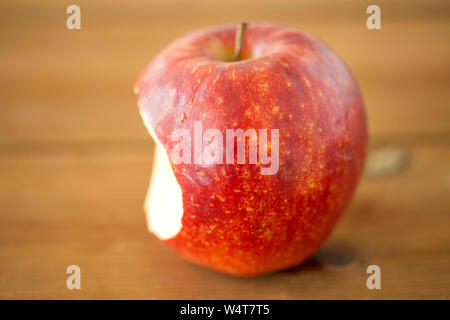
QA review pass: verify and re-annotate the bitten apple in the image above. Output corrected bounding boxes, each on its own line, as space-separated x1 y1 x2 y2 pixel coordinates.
134 22 367 276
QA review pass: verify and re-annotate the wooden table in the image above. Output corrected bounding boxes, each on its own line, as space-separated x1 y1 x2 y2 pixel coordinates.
1 0 449 299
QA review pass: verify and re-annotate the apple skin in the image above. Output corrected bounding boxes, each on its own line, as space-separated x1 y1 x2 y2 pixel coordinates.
135 22 367 276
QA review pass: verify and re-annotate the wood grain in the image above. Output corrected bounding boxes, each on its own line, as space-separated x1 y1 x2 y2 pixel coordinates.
0 0 449 299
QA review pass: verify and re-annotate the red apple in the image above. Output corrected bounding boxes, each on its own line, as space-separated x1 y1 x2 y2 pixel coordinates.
134 22 367 276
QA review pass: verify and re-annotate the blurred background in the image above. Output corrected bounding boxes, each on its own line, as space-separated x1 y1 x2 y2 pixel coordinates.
0 0 449 299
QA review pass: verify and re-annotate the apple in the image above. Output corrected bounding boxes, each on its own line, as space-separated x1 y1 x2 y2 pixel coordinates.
134 22 367 276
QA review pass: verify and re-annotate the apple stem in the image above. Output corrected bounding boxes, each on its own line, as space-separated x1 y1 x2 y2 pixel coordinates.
233 22 247 61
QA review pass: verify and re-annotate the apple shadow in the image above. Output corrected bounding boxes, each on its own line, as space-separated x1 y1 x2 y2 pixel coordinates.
279 243 360 274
